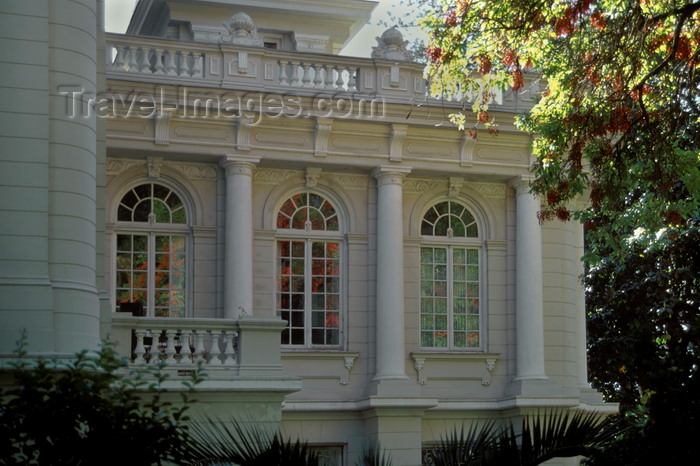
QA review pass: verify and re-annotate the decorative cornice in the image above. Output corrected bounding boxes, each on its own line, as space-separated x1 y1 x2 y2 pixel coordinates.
221 154 261 176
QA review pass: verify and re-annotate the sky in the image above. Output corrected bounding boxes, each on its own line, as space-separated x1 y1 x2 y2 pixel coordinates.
104 0 427 58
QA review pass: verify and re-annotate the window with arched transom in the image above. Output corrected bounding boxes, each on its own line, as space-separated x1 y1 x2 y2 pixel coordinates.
276 192 343 348
114 182 188 317
420 201 482 350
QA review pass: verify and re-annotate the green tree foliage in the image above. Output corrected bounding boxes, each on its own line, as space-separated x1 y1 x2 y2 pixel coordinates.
422 0 700 462
0 332 202 465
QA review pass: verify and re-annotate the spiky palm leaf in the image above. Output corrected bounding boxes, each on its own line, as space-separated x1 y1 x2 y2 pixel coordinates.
432 409 622 466
430 420 497 465
187 415 318 466
355 440 393 466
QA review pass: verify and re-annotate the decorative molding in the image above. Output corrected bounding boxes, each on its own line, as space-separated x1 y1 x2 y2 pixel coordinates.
236 116 254 152
314 118 332 158
471 182 507 199
305 167 322 188
403 179 438 194
371 27 411 61
154 111 171 145
410 353 500 386
221 12 264 47
412 355 427 385
237 51 248 74
390 64 400 88
327 174 369 190
448 177 464 198
508 175 535 195
483 358 497 386
372 165 411 186
460 133 476 167
106 158 142 175
146 157 163 179
340 355 358 385
221 154 261 177
253 168 296 184
168 162 218 181
389 124 407 162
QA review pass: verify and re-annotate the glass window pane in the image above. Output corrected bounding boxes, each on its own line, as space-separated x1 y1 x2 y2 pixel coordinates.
292 241 305 257
309 208 324 230
133 200 150 222
468 265 479 281
454 332 467 347
454 314 466 331
435 298 447 314
421 264 433 280
435 330 447 347
422 331 434 347
421 281 433 297
424 206 438 223
292 209 307 229
116 253 131 270
435 265 447 280
435 217 449 236
278 241 290 257
467 282 479 297
435 248 447 264
468 298 479 314
117 205 132 221
435 201 448 215
326 216 339 231
468 332 479 347
421 313 433 330
291 329 304 345
326 242 339 258
312 242 324 257
466 223 478 237
277 213 291 229
309 193 323 208
453 248 465 263
468 315 480 330
421 220 433 235
312 311 325 327
421 248 433 262
321 200 335 218
452 217 465 237
467 249 479 264
171 207 186 224
134 184 150 199
291 294 304 309
312 294 324 310
280 199 296 216
435 282 447 297
121 189 138 208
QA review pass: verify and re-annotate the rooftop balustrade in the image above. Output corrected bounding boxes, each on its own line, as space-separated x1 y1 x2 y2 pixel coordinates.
105 33 540 112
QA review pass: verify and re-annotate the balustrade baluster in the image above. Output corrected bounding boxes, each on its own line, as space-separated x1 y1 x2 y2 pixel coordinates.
127 47 138 72
133 329 147 364
278 60 289 85
165 50 177 76
324 65 335 89
301 63 311 86
154 48 165 74
193 329 206 363
223 331 236 366
290 61 300 87
164 329 178 364
113 45 125 71
312 64 323 88
335 67 345 90
192 54 203 77
348 67 358 92
209 330 223 365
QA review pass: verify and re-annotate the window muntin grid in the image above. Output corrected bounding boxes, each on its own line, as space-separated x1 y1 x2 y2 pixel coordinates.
276 192 342 347
114 183 188 317
420 201 481 350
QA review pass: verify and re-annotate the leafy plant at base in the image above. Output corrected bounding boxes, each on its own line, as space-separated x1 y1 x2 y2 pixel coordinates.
187 415 319 466
428 410 621 465
0 331 203 465
355 440 393 466
422 1 699 462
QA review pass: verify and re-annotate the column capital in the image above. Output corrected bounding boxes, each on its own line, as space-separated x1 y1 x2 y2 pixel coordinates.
221 154 261 175
372 165 412 186
508 174 535 195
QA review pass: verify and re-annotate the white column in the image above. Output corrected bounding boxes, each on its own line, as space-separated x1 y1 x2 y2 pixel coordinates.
221 155 261 319
373 166 411 380
573 218 589 387
509 176 548 380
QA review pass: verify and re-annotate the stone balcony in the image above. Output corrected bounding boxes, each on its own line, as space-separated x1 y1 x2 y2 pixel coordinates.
105 33 540 112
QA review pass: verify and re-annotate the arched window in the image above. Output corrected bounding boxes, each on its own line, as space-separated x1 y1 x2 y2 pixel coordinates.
276 192 342 347
420 201 481 350
114 183 188 317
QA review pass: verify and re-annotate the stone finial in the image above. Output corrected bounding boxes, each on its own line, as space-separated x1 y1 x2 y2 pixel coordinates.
371 27 411 61
221 12 264 47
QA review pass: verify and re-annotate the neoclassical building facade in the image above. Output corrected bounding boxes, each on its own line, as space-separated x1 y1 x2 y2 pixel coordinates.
0 1 610 464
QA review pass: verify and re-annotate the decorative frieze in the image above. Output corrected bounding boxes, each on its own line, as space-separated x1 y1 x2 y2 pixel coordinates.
328 174 369 190
403 179 438 194
471 182 507 199
253 168 296 184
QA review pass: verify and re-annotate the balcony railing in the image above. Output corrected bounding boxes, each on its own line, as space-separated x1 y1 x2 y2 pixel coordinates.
105 33 539 111
110 314 287 376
